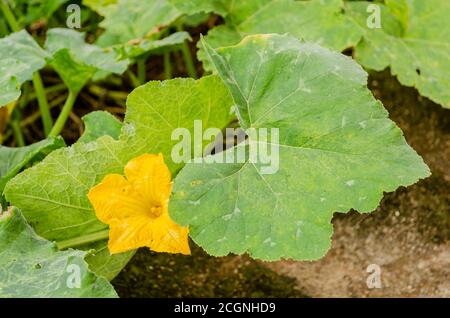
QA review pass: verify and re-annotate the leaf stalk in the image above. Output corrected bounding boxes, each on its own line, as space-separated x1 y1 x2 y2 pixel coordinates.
56 229 110 250
32 72 53 136
49 90 77 137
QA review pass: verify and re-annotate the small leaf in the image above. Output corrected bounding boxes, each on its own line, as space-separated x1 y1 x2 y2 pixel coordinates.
0 137 65 193
45 28 128 93
12 0 69 25
96 0 181 47
0 207 117 297
118 31 191 60
0 30 49 106
78 111 122 144
170 34 430 261
82 0 117 16
168 0 228 16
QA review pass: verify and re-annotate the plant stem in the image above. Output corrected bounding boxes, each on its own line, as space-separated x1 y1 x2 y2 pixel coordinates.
56 229 110 250
28 83 66 103
180 42 197 79
32 72 53 136
127 70 140 88
0 0 19 32
137 58 146 85
88 84 128 101
10 110 25 146
49 90 77 137
176 23 197 79
164 52 172 79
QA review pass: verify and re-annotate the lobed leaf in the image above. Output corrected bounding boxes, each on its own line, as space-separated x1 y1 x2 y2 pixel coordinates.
169 34 430 261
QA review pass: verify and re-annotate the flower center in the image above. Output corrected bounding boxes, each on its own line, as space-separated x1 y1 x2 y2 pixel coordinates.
149 205 163 218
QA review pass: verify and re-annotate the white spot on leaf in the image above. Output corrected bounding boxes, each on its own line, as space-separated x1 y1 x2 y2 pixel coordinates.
346 180 355 186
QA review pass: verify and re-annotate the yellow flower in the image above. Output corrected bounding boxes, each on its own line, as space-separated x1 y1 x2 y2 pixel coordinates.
88 154 190 255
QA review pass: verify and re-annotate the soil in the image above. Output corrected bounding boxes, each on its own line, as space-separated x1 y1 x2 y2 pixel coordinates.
112 70 450 297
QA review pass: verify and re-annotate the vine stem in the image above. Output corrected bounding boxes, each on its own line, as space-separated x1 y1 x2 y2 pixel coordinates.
177 24 197 79
56 229 110 250
137 58 147 85
127 70 141 88
32 73 53 135
49 90 77 137
10 111 25 146
180 42 197 79
0 0 19 32
1 0 52 136
164 52 172 79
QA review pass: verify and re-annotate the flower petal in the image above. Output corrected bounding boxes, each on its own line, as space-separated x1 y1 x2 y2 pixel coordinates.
107 213 190 255
107 215 154 254
148 212 191 255
124 153 172 205
87 174 149 224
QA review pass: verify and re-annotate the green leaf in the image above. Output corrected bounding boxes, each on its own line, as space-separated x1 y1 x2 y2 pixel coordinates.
78 111 122 144
45 28 128 93
117 31 191 60
96 0 181 47
82 0 117 16
4 75 233 276
346 0 450 108
169 34 430 261
11 0 69 25
0 30 49 106
83 242 135 281
198 0 363 71
0 207 117 297
0 137 65 193
168 0 228 16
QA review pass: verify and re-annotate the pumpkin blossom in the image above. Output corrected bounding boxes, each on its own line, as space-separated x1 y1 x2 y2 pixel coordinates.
88 154 190 255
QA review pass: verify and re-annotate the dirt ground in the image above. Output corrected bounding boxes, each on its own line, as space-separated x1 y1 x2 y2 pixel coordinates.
112 70 450 298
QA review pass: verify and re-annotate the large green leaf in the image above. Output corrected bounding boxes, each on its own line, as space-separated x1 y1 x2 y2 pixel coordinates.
0 207 117 297
169 34 430 261
0 30 49 106
45 28 128 93
4 75 233 276
346 0 450 108
0 137 65 193
198 0 363 71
